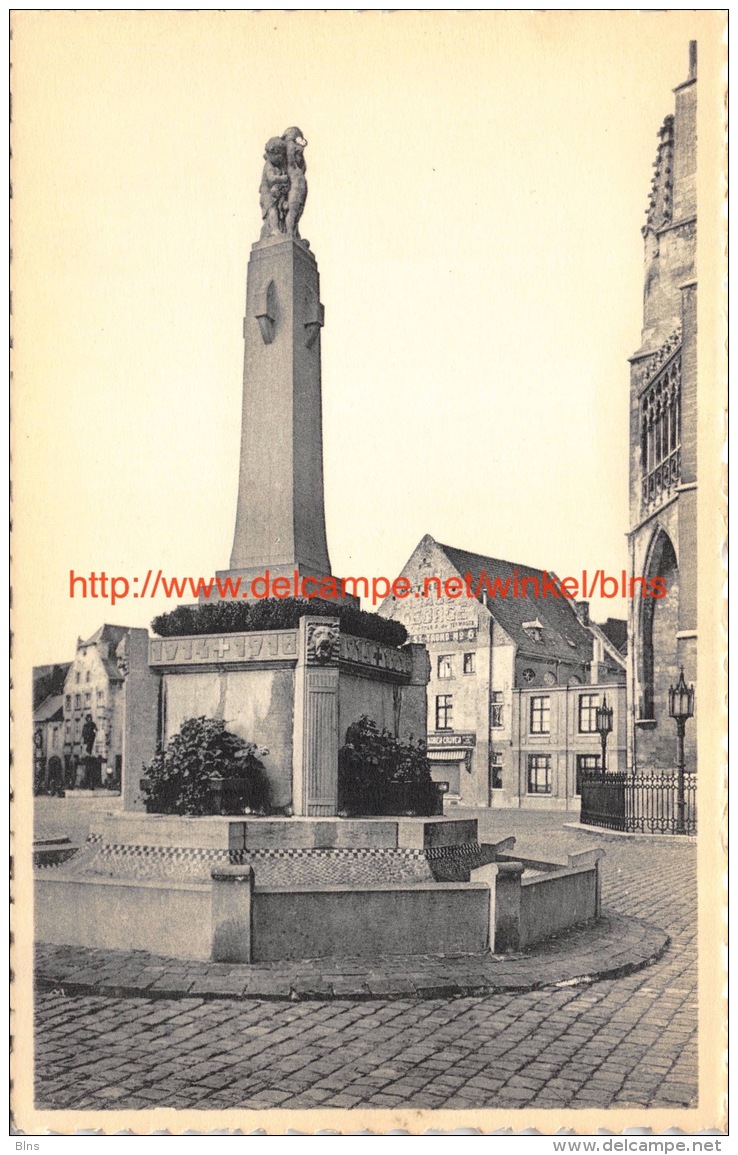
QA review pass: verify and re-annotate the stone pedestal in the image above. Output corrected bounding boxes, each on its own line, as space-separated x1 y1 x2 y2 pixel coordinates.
211 865 254 963
492 860 525 952
148 618 428 819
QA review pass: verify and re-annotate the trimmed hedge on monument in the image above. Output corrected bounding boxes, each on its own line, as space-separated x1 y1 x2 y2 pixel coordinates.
337 715 440 817
141 716 271 816
152 598 408 648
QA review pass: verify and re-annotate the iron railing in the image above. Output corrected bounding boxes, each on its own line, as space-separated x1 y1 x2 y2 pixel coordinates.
580 771 697 835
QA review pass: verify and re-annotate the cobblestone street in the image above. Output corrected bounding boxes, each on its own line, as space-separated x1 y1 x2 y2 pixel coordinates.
34 812 697 1112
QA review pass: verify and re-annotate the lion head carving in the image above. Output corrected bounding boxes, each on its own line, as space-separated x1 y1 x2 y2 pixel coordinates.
308 622 339 665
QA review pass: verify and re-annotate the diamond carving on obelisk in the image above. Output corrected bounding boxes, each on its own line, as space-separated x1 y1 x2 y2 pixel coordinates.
208 127 335 597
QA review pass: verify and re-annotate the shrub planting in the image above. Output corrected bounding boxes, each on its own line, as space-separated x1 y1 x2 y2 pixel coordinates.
152 598 408 648
141 716 270 816
337 715 439 817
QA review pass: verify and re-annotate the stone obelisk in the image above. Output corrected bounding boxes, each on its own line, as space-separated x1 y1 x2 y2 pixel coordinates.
214 128 333 594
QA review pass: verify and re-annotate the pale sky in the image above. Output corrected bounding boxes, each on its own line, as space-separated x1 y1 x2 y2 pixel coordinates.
12 11 725 668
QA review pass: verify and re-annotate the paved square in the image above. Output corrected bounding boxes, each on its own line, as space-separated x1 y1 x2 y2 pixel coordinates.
33 810 697 1111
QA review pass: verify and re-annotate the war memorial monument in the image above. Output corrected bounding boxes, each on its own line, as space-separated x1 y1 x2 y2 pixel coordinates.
35 129 607 969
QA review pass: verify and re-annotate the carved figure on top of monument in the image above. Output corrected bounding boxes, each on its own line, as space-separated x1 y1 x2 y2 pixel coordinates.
259 136 290 240
281 126 308 240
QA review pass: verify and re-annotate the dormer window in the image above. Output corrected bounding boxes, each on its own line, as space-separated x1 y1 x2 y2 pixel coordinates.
523 619 545 644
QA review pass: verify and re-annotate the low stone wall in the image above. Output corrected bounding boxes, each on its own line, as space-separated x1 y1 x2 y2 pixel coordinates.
45 814 482 890
251 883 489 961
473 845 604 952
518 867 598 949
34 835 604 963
35 868 490 964
35 873 212 960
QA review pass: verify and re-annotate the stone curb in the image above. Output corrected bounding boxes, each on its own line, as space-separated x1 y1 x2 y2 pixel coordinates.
564 822 698 844
35 913 669 1002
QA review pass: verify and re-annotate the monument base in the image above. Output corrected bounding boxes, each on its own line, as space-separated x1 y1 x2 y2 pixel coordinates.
34 819 604 963
90 811 478 851
45 812 480 888
144 618 428 818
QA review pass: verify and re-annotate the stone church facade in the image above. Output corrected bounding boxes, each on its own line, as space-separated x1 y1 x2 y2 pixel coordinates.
627 43 698 776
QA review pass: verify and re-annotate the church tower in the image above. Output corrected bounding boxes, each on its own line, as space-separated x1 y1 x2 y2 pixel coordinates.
627 43 697 775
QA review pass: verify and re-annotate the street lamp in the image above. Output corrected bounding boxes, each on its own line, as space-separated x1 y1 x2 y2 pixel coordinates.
595 694 614 775
668 667 695 834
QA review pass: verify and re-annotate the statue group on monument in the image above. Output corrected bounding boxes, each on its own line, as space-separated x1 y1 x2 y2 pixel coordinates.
259 127 308 242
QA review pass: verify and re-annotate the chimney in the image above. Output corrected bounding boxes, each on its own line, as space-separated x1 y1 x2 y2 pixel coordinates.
688 40 697 81
574 601 590 627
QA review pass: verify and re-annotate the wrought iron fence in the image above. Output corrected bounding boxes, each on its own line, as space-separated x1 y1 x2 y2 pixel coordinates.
580 771 697 835
579 772 626 831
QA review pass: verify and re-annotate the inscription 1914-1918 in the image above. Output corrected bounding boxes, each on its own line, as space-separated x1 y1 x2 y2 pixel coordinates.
148 631 414 674
149 632 298 666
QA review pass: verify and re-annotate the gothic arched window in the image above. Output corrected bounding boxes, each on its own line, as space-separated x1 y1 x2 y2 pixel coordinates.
639 530 678 721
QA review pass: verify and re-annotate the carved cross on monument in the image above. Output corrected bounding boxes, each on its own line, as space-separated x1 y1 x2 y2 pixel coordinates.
211 639 231 661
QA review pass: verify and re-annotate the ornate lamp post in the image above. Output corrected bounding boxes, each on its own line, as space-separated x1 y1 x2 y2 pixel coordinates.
595 695 614 775
668 667 695 834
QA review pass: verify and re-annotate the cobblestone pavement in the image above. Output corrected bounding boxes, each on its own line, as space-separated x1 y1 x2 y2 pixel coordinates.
34 811 697 1112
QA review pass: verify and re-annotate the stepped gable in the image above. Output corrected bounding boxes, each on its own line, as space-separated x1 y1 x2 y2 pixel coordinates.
79 622 130 681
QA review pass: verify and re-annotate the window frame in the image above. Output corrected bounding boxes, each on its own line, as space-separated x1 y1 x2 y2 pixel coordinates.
575 753 601 795
437 654 453 680
578 693 600 734
435 694 453 731
529 695 551 735
527 753 552 795
490 752 503 791
491 690 504 729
